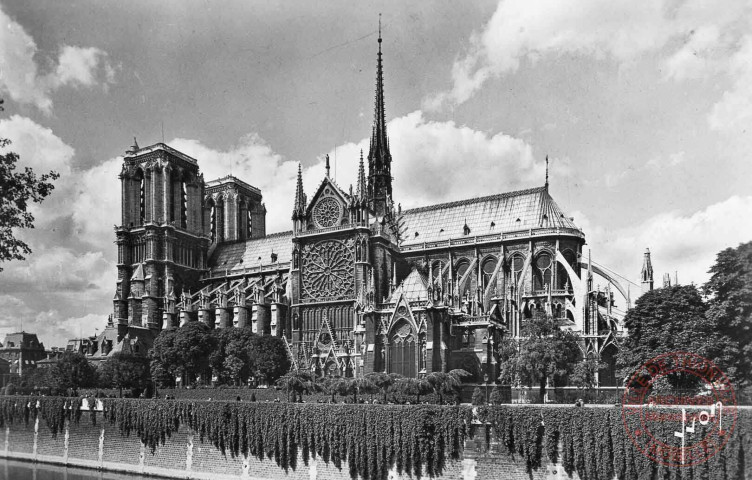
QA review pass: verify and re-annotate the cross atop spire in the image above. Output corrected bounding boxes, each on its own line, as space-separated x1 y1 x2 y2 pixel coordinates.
379 13 382 43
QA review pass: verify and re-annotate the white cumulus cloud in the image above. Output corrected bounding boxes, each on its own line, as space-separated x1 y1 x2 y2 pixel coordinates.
426 0 750 109
580 195 752 296
171 110 550 234
0 5 115 113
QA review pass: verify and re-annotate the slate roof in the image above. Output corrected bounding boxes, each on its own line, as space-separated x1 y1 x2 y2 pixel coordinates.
0 332 44 350
400 186 579 246
390 268 429 303
210 231 293 273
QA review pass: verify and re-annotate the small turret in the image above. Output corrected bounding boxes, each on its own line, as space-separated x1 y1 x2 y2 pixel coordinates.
641 248 654 293
356 150 367 202
292 164 306 219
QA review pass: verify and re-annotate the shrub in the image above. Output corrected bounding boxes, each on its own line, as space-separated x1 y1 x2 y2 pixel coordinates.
489 386 503 405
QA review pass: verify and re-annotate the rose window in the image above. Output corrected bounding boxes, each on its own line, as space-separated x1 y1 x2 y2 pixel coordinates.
302 240 354 299
313 197 342 228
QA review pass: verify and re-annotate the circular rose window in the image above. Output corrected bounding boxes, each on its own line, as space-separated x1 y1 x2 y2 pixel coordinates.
313 197 342 228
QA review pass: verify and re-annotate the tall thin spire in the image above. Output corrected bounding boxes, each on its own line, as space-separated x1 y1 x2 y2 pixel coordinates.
356 149 366 200
545 155 549 190
367 14 393 217
293 163 306 219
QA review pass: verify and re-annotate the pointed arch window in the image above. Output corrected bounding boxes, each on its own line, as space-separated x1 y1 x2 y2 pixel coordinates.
509 254 525 285
388 321 416 378
533 252 553 291
455 259 471 298
482 257 498 292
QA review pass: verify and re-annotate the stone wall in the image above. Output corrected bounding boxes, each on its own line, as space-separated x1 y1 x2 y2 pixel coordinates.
0 419 575 480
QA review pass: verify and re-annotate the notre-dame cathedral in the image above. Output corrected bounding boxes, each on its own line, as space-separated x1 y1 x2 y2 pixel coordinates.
91 31 638 386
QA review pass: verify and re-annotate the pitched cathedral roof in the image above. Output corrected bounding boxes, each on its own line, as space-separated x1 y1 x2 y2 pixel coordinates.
389 268 429 303
399 186 580 246
210 231 293 275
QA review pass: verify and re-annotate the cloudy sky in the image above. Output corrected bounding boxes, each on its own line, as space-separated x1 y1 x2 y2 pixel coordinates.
1 0 751 348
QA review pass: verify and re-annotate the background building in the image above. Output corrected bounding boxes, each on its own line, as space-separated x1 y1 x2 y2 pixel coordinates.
0 332 46 376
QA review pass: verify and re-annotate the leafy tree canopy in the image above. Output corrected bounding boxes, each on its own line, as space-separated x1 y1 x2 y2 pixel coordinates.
149 322 216 386
248 335 291 384
616 284 723 391
50 352 98 393
704 241 752 387
99 353 151 396
499 312 581 403
0 99 60 272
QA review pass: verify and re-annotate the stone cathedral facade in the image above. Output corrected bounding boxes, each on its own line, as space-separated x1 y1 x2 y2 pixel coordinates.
92 33 630 386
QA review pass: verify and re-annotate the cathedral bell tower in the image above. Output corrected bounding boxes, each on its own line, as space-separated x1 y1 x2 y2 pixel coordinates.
367 22 393 219
114 141 210 338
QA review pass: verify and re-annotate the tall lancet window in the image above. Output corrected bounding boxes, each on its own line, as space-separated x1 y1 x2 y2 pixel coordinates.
247 210 253 238
181 181 188 228
210 203 217 243
139 172 145 225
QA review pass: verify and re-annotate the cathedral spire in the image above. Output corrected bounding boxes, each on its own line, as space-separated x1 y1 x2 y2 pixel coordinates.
292 163 306 219
545 155 549 190
367 15 393 217
356 149 366 201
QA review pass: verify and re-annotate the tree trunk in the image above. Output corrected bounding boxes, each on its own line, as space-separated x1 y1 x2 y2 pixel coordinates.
539 377 547 404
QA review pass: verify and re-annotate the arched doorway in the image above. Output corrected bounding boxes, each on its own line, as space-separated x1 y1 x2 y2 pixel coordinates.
388 320 417 378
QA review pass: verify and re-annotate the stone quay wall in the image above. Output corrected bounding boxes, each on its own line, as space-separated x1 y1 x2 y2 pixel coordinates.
0 416 569 480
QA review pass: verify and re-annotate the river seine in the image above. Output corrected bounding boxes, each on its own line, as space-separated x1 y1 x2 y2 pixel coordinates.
0 459 158 480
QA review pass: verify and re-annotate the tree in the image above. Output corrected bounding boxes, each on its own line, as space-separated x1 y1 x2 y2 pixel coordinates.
209 327 256 385
150 322 215 386
499 312 581 403
616 285 723 392
471 387 484 406
98 353 151 397
396 377 432 404
20 366 53 393
50 353 97 393
570 354 606 391
337 376 376 403
276 370 316 402
318 375 346 403
248 336 291 384
364 372 402 403
426 369 470 404
489 385 505 405
704 241 752 388
0 99 60 272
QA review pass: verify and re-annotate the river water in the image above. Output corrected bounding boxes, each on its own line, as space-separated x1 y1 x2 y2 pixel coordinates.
0 459 158 480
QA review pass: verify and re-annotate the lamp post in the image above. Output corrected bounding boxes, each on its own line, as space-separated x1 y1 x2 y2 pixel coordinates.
484 374 489 405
